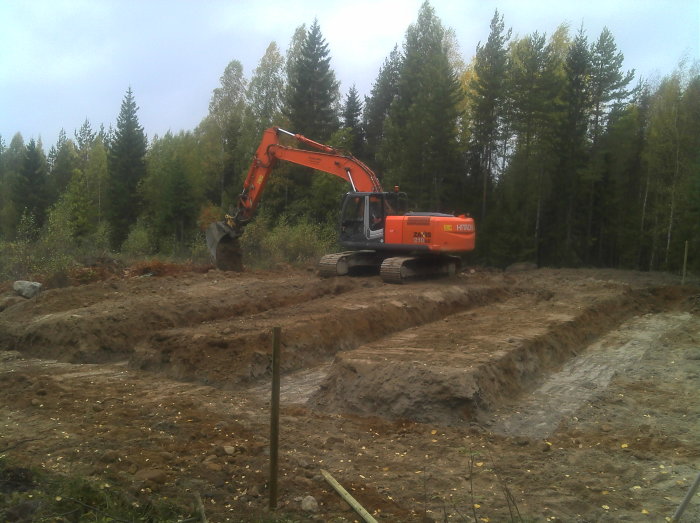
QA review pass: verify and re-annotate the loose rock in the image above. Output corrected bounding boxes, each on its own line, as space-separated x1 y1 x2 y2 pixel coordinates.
13 281 42 299
301 495 319 512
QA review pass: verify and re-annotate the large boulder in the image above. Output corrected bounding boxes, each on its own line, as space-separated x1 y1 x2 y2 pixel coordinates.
13 281 42 299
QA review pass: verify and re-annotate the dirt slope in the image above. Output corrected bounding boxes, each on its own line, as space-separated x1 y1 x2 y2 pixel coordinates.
1 267 698 522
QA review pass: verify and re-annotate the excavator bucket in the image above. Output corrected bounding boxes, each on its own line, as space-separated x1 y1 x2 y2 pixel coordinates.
205 222 244 271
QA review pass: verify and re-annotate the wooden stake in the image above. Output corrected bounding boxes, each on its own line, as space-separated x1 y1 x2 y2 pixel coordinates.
269 326 281 510
321 469 378 523
681 239 689 285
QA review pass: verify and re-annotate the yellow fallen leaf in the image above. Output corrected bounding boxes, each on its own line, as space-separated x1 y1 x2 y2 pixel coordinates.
476 462 485 467
473 503 481 508
621 443 629 448
602 490 609 495
479 518 490 522
632 485 642 490
55 496 62 501
430 429 437 435
431 439 438 443
641 509 649 514
602 505 610 510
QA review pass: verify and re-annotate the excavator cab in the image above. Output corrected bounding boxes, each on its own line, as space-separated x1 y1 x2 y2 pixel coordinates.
339 191 407 248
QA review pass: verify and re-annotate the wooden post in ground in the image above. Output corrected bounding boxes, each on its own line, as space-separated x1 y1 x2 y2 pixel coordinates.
269 326 281 510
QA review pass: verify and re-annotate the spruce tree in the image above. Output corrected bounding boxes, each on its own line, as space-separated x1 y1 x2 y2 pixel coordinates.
549 27 590 264
107 87 147 248
382 1 464 211
342 85 364 155
284 19 339 141
363 46 401 171
1 133 26 238
14 138 49 229
48 132 80 203
280 19 341 221
75 118 97 166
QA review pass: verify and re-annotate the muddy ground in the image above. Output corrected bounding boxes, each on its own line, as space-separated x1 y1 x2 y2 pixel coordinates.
1 266 699 522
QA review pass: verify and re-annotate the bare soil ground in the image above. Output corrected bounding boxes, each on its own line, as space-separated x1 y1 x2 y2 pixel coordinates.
1 266 698 522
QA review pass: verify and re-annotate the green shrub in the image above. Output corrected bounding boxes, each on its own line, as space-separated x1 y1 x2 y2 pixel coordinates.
188 230 212 264
121 220 154 258
0 456 187 522
240 215 338 269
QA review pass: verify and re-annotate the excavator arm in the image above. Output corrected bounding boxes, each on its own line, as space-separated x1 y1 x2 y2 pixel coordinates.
233 127 381 227
206 126 383 268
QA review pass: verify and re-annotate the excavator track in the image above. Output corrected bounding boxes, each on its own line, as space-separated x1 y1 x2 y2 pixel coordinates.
318 251 384 278
380 255 461 284
379 257 412 284
318 252 352 277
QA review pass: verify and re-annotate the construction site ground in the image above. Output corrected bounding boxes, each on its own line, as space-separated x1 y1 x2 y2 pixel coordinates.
1 265 699 522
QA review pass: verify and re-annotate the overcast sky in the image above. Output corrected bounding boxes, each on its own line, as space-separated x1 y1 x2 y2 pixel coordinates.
1 0 698 149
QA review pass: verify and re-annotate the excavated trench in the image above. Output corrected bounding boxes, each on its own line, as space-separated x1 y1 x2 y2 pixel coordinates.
1 268 694 428
129 283 511 386
0 274 366 362
306 285 694 424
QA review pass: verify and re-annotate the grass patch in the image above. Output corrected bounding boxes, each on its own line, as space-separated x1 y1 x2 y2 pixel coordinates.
0 456 190 522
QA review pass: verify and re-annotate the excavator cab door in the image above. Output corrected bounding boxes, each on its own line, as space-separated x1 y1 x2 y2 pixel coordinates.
339 192 385 245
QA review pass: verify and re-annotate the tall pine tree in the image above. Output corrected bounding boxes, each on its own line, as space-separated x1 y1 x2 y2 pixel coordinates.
13 138 49 233
363 46 401 172
280 19 341 220
582 28 635 260
284 19 339 141
467 9 511 223
342 85 364 156
548 27 591 264
107 87 147 248
382 1 464 212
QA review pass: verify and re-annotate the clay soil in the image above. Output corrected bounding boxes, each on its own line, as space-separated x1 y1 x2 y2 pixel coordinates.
1 265 699 522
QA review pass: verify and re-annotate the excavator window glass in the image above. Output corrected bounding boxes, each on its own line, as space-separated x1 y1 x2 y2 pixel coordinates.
369 196 383 231
340 194 365 241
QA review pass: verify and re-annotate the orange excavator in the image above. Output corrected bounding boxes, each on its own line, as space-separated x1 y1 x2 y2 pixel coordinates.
205 126 476 283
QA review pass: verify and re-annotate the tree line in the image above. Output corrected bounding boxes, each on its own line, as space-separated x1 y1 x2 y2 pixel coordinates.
1 1 698 278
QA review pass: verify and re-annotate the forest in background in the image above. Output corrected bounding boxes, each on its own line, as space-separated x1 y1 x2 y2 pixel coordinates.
1 2 698 281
